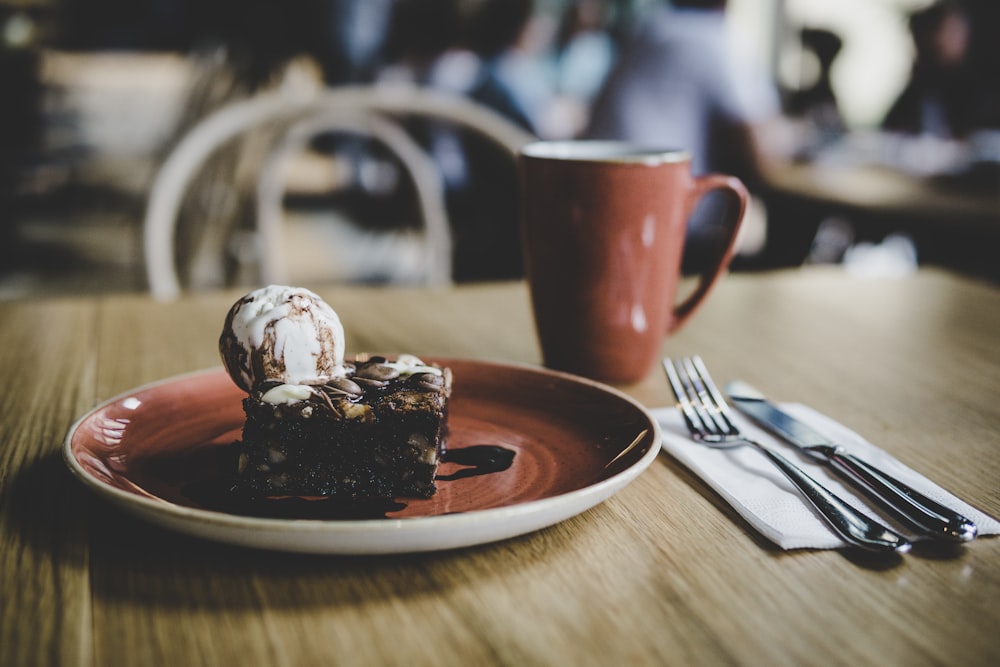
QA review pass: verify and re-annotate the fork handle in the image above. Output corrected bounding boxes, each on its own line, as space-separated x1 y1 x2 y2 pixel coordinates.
824 449 978 542
750 441 912 553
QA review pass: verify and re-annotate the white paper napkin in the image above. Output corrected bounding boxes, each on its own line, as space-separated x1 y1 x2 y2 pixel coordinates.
654 404 1000 550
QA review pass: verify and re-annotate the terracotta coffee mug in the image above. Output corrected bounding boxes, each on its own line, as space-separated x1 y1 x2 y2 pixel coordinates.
519 141 748 383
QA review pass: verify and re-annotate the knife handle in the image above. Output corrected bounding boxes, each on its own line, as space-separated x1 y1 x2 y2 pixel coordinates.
751 443 911 553
826 450 978 542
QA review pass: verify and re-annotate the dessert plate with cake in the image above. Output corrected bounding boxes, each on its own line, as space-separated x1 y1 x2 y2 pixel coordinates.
64 286 660 554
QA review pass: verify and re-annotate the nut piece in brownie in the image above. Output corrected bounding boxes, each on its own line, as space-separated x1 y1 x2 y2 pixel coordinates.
218 285 451 500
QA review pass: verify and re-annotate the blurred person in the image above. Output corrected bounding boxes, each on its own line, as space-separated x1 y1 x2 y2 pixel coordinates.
542 0 618 138
586 0 779 182
380 0 533 133
963 0 1000 131
378 0 470 91
784 27 847 155
585 0 781 269
376 0 530 190
375 0 531 280
883 0 977 139
553 0 616 105
465 0 544 135
315 0 395 85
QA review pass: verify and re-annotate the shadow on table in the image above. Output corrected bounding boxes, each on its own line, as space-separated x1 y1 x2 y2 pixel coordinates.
12 448 974 608
7 450 561 611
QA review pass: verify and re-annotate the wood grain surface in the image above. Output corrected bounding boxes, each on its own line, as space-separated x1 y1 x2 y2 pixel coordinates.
2 268 998 667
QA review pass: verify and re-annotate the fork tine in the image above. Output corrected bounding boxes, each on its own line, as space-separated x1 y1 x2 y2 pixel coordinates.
676 357 728 437
663 358 704 436
668 357 723 438
689 356 739 436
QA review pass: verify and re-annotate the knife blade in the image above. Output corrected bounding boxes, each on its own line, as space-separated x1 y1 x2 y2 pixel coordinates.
725 381 978 543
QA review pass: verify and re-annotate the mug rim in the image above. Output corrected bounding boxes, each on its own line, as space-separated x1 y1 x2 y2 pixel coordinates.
520 140 690 165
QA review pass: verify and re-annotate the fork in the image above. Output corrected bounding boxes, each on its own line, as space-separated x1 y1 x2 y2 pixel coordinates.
664 356 911 554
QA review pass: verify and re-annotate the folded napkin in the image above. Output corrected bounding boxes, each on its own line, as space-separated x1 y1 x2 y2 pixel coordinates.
654 404 1000 550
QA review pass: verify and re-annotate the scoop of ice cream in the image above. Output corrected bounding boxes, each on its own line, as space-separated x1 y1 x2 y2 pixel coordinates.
219 285 346 392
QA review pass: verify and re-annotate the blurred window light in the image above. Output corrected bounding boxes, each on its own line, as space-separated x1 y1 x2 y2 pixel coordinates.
3 12 35 48
730 0 933 128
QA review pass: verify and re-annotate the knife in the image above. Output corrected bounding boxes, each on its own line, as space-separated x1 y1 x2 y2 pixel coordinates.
725 381 978 543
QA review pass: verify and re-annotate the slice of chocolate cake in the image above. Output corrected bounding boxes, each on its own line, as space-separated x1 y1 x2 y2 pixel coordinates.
236 356 451 499
219 286 451 500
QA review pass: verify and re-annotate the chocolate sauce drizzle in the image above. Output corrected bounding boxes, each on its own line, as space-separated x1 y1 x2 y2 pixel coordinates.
182 444 515 520
438 445 516 481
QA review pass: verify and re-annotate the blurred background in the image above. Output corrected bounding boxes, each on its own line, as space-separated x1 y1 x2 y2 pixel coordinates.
1 0 998 299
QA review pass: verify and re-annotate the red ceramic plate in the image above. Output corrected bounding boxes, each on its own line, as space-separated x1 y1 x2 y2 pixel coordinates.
64 359 660 554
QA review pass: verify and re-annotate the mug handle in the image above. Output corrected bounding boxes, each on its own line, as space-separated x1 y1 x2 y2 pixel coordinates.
668 173 749 333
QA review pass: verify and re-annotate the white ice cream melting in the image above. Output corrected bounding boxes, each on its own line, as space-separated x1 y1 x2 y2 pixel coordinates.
223 285 345 390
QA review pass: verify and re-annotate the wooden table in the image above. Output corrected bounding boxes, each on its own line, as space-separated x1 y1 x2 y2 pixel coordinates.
3 267 999 666
763 161 1000 229
758 161 1000 277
